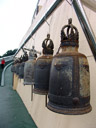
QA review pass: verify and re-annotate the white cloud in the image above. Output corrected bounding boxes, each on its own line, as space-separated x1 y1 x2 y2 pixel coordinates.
0 0 38 56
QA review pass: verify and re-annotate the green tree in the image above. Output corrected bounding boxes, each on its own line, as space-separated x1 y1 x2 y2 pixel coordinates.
0 49 17 58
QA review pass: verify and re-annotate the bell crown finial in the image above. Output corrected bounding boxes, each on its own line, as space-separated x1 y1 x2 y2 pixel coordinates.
42 34 54 55
61 18 79 47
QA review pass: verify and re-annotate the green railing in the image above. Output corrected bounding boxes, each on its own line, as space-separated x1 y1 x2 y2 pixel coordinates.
0 60 13 85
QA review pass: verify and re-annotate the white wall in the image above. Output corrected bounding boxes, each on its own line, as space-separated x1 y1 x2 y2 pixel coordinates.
15 0 96 128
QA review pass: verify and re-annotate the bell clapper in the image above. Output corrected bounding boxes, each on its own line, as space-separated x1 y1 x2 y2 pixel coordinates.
31 85 33 101
45 94 48 107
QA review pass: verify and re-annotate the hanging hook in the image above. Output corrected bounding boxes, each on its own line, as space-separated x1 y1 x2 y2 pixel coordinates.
44 16 51 34
32 37 35 40
66 0 73 6
32 33 37 47
66 0 73 21
44 16 50 26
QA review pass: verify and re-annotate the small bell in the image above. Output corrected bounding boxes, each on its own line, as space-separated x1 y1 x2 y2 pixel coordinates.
47 19 92 115
11 61 15 73
15 57 22 76
19 49 28 79
34 34 54 95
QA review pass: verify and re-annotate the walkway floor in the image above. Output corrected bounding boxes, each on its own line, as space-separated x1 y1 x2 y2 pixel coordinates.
0 65 37 128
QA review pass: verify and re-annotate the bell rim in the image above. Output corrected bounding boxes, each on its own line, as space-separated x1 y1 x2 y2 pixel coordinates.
47 102 92 115
33 88 48 95
23 81 34 85
54 52 86 58
37 55 53 60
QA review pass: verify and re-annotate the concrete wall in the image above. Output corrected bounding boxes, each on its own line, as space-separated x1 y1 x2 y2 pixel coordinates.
14 0 96 128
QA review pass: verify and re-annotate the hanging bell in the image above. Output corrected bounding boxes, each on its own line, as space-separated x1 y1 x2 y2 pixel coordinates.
15 56 22 76
34 34 54 95
47 18 92 115
15 58 20 75
11 62 15 73
14 59 18 74
23 46 38 85
19 51 28 79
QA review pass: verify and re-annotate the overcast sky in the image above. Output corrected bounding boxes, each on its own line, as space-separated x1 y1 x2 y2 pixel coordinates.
0 0 38 56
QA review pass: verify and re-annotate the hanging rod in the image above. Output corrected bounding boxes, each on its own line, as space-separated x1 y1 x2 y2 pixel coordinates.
15 0 96 62
14 0 63 56
71 0 96 61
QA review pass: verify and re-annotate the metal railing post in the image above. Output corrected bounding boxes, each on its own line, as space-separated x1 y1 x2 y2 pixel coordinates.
71 0 96 61
1 62 13 87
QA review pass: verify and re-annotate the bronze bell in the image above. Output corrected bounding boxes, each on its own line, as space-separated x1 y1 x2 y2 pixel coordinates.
15 58 21 75
19 50 28 79
11 62 15 73
23 46 39 85
47 19 92 115
14 59 19 74
34 34 54 95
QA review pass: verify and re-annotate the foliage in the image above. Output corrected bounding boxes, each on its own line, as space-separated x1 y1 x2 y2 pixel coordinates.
0 49 17 58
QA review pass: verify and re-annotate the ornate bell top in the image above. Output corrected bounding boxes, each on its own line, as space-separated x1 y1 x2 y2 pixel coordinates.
19 56 23 63
42 34 54 55
61 18 79 47
29 46 37 59
23 52 28 62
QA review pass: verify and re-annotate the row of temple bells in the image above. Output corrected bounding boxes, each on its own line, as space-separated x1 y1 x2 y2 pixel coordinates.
12 19 92 115
47 18 92 115
11 49 28 78
11 56 23 75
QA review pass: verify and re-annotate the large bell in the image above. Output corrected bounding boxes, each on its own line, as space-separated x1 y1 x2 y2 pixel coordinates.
47 19 92 115
19 50 28 79
34 34 54 95
23 46 38 85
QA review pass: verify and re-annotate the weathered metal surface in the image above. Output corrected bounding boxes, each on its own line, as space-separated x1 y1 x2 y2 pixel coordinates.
34 55 53 95
24 59 36 85
18 52 28 79
13 64 17 74
14 56 23 76
23 46 40 85
79 57 90 97
15 63 21 75
19 62 25 79
47 19 92 115
11 65 15 72
47 53 91 115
